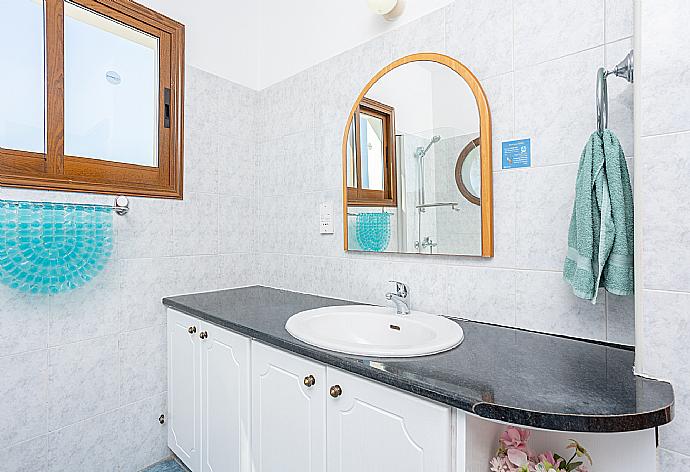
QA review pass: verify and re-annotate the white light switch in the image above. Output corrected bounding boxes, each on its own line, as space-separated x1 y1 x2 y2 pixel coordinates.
320 201 334 234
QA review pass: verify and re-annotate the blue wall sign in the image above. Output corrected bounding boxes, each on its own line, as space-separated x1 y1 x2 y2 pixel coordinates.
502 139 531 169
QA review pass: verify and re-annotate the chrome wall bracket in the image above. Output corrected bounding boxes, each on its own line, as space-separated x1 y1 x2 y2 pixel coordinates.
597 50 634 133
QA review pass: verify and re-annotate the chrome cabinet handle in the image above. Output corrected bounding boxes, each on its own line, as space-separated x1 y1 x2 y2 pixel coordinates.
199 331 208 339
304 375 316 387
188 326 197 334
329 384 342 398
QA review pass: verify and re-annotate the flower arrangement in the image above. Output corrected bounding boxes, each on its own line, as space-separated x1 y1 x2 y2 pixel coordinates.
489 426 592 472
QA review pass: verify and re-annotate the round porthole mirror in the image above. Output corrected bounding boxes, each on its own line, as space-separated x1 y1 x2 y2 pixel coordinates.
454 137 481 206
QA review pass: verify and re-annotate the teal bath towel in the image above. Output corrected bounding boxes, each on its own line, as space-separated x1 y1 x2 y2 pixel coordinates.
563 130 634 303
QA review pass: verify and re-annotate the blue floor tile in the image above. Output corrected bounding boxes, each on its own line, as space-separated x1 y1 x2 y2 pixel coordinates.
141 459 186 472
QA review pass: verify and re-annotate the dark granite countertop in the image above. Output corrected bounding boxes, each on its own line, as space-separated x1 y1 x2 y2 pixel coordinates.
162 286 674 433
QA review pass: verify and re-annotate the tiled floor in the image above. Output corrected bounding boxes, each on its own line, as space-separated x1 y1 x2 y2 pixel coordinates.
141 459 187 472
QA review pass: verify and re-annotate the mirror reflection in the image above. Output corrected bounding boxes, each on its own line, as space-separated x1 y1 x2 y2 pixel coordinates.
344 57 491 256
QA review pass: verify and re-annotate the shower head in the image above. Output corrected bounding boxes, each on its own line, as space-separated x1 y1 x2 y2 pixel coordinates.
416 135 442 159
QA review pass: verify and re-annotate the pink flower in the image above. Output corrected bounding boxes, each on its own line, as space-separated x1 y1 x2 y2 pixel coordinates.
500 427 531 451
538 451 562 469
507 448 529 467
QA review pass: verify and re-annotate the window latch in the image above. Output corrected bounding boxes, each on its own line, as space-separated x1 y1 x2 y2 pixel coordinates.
164 87 171 128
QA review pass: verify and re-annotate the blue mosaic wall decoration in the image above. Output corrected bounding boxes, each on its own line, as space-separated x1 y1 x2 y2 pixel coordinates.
355 212 391 252
0 200 114 294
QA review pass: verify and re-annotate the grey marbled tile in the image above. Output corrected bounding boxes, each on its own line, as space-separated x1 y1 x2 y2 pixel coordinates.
515 164 577 271
219 195 256 254
605 293 635 345
3 435 48 472
219 253 257 289
658 373 690 457
115 197 173 259
47 411 119 472
258 69 314 142
384 7 446 59
640 0 690 136
184 124 219 195
167 255 221 296
640 132 690 292
606 0 633 42
119 258 171 332
446 266 516 327
254 253 286 289
49 263 120 347
0 350 48 448
172 192 219 257
308 256 351 301
658 448 690 472
514 0 604 67
446 0 513 78
516 271 607 340
514 48 603 166
119 324 167 406
347 256 398 306
48 336 119 430
217 137 257 197
641 290 690 382
313 123 344 192
118 393 168 472
0 286 48 357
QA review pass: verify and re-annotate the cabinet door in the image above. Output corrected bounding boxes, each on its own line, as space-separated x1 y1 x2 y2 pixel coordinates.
200 322 251 472
168 309 201 472
251 342 327 472
326 368 452 472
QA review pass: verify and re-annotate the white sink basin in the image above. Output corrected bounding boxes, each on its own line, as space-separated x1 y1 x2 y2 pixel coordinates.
285 305 464 357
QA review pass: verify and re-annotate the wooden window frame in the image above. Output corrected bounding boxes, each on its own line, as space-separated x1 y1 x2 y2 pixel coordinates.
347 97 397 207
0 0 185 199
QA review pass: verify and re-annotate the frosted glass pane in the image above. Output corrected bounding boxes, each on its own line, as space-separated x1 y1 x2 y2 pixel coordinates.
64 2 159 167
0 0 45 154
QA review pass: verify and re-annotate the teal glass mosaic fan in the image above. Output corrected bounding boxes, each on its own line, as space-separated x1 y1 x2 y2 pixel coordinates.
355 212 391 252
0 200 115 294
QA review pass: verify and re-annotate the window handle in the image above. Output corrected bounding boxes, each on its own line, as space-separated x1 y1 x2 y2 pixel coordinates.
164 87 171 128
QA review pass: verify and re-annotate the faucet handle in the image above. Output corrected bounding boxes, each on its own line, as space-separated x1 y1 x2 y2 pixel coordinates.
388 280 408 298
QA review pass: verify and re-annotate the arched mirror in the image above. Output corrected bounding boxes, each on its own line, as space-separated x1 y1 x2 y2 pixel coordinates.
342 53 493 256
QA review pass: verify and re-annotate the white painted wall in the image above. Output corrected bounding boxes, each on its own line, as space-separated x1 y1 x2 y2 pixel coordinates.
138 0 261 89
258 0 453 88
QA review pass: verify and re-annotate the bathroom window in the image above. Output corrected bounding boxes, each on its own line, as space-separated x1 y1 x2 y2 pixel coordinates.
0 0 184 198
346 98 397 207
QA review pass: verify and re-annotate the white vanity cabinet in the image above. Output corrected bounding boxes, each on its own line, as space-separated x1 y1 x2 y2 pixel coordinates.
327 368 452 472
251 342 327 471
167 309 251 472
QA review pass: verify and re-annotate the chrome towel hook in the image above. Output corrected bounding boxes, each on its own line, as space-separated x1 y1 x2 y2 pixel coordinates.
597 50 634 133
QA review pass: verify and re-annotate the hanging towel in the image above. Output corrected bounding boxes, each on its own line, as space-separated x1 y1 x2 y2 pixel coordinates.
563 130 634 303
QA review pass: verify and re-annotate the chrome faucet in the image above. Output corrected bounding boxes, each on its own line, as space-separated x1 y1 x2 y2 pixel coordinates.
385 280 410 315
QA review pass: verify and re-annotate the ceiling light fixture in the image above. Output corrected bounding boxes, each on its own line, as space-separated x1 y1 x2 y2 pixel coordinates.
367 0 406 21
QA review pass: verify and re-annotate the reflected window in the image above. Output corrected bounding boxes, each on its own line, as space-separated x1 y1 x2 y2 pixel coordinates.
346 98 397 207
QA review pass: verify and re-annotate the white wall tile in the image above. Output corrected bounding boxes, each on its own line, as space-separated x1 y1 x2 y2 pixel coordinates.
220 196 256 254
605 38 634 153
219 253 257 289
3 436 48 472
640 0 690 136
605 293 635 345
217 138 257 197
172 192 220 256
515 164 577 271
514 0 604 67
119 325 167 406
514 48 603 167
0 288 49 357
640 132 690 292
49 264 121 346
445 0 513 79
115 197 173 259
120 258 171 332
384 7 446 59
47 412 120 472
516 271 607 340
605 0 633 42
118 393 168 472
658 448 690 471
447 266 516 326
0 351 48 448
48 336 119 430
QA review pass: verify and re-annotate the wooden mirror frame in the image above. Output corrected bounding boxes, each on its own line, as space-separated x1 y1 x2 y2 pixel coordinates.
341 53 494 257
